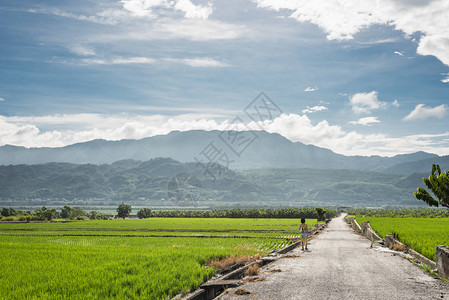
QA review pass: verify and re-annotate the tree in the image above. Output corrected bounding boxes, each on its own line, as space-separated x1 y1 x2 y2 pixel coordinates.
60 206 86 220
315 207 327 221
414 164 449 208
137 208 152 219
88 211 107 220
117 203 132 219
1 208 11 217
34 206 58 221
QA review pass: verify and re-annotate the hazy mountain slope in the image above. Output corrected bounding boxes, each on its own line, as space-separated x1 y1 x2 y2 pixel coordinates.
384 155 449 174
0 130 440 172
0 159 429 208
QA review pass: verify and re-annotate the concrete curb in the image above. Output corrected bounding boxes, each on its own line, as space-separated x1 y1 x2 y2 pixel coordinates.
360 222 382 241
351 218 362 233
436 246 449 278
347 217 380 241
385 235 437 269
181 222 328 300
351 219 446 276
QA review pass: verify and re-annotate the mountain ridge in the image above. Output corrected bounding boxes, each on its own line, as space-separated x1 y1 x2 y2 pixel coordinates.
0 130 445 173
0 158 431 208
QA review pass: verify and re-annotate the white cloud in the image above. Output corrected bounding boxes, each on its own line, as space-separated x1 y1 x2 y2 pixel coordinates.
403 104 448 121
394 51 404 56
69 45 96 56
349 92 399 114
156 19 244 41
121 0 171 18
254 0 449 66
250 114 348 150
251 114 449 156
174 0 213 19
28 0 215 28
349 117 380 126
302 105 327 114
0 114 232 148
349 91 387 114
304 86 317 92
1 113 449 156
27 8 122 25
0 97 4 101
441 73 449 83
29 3 241 42
164 57 229 67
121 0 213 19
80 56 155 65
417 34 449 66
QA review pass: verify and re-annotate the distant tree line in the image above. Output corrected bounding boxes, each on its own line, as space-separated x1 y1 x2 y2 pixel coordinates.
0 205 109 222
346 208 449 218
136 207 337 219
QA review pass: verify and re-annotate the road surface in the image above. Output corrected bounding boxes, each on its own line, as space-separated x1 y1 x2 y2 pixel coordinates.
218 214 448 300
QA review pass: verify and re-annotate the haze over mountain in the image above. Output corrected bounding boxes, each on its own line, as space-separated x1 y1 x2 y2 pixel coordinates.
0 130 446 173
0 158 431 209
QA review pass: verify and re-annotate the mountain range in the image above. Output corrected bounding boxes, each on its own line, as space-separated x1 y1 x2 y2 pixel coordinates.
1 130 447 209
0 130 447 174
0 158 431 209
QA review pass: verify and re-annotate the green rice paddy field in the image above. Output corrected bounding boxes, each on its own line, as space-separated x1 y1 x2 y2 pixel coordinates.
0 218 317 299
356 217 449 261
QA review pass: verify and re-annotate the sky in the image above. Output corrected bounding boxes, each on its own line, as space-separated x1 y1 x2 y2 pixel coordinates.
0 0 448 157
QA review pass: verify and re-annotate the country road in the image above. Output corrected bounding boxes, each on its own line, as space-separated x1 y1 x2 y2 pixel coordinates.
218 214 449 300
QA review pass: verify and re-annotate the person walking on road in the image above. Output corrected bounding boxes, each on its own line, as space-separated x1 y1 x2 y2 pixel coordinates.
300 218 309 251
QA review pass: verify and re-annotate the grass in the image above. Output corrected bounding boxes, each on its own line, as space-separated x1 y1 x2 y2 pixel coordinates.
208 254 256 272
0 217 317 299
245 263 260 276
356 216 449 261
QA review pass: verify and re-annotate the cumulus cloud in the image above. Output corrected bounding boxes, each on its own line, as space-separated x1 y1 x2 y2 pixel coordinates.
349 91 387 114
0 114 232 148
349 91 399 114
302 105 327 114
304 86 317 92
1 113 449 156
349 117 380 126
164 57 229 67
250 113 449 156
417 34 449 66
121 0 171 18
403 104 448 121
120 0 213 19
174 0 213 19
254 0 449 66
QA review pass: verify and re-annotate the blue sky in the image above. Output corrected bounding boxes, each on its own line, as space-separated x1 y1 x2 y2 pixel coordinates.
0 0 448 156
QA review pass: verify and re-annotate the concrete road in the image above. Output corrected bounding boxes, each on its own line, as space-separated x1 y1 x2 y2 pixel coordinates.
217 214 449 300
